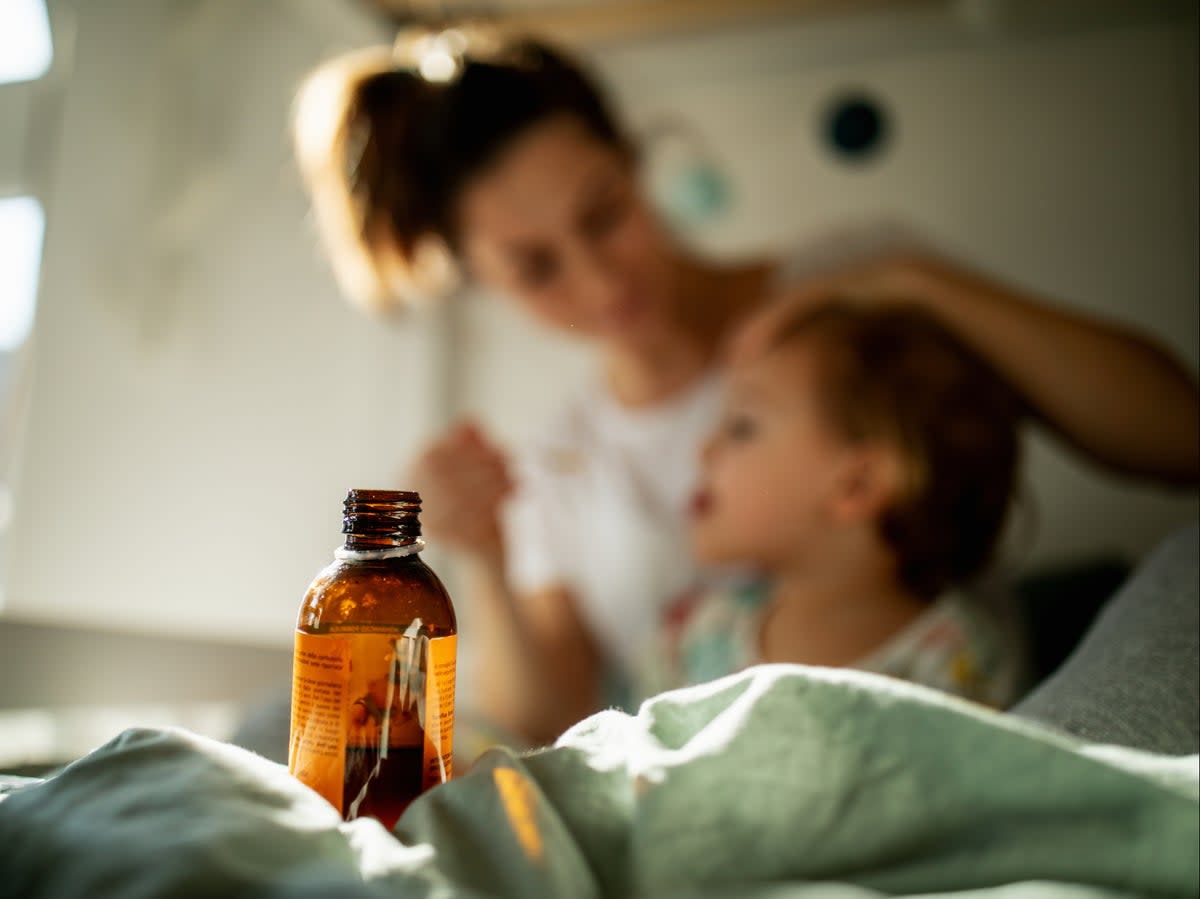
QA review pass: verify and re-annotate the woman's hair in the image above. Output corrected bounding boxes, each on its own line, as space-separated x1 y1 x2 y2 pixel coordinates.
774 303 1024 598
293 31 630 312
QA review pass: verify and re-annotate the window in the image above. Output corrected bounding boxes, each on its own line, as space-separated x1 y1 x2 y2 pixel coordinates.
1 0 53 609
0 0 53 85
0 195 45 352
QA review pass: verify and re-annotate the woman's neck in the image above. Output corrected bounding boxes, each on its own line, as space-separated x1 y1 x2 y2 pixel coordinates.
758 558 929 668
602 253 776 408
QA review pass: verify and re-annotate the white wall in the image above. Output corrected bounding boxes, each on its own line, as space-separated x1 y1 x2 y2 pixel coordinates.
461 10 1200 567
4 3 1197 646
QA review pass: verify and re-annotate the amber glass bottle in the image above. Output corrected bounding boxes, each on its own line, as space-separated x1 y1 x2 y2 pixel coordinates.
288 489 457 830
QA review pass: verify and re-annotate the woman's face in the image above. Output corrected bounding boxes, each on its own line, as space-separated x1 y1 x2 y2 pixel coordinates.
456 115 680 348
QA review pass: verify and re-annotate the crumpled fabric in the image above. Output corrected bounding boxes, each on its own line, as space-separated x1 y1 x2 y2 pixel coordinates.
1 664 1195 899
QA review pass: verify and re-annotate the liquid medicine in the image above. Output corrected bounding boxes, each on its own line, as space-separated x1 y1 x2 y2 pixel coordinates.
288 489 457 829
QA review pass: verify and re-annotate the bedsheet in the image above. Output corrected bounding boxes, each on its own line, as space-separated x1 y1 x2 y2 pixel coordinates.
1 664 1195 898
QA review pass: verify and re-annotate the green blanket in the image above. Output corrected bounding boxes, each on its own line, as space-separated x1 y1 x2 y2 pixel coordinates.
1 665 1196 898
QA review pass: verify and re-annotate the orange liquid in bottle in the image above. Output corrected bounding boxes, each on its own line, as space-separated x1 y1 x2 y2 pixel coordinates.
288 490 456 830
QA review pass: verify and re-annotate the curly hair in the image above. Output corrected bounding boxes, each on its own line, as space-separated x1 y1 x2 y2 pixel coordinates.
773 302 1024 597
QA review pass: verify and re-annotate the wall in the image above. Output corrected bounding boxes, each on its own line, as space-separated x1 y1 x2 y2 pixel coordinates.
4 0 448 643
3 2 1197 649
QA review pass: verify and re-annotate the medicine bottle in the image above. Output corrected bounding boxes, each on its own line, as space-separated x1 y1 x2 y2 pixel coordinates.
288 489 456 829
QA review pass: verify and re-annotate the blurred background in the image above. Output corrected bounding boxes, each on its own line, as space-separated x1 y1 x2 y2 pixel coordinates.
0 0 1196 771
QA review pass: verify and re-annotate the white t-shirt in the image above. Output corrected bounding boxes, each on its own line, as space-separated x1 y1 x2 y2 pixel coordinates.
502 221 925 682
504 371 724 678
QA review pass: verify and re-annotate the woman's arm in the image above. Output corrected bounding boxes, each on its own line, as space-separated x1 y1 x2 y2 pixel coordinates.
897 254 1199 485
738 252 1200 485
465 552 602 744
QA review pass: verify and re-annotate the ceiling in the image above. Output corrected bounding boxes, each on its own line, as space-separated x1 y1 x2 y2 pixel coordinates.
353 0 935 44
352 0 1195 47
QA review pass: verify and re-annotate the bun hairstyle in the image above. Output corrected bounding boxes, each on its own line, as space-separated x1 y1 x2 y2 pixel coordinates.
773 303 1024 598
292 28 631 313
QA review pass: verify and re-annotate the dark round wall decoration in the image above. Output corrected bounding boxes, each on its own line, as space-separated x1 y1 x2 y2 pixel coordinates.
824 92 890 163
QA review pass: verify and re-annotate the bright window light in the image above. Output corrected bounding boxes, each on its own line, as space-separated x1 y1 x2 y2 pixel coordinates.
0 0 53 85
0 196 46 351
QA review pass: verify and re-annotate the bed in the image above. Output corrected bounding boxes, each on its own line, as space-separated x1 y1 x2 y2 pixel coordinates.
1 664 1196 899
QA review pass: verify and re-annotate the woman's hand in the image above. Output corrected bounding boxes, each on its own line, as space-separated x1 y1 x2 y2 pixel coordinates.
727 251 924 364
407 421 515 563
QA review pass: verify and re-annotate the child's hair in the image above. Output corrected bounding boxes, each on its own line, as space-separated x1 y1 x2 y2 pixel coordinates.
292 30 630 312
773 303 1023 598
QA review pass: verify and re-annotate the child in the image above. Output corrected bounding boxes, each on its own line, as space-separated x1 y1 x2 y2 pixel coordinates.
640 302 1027 707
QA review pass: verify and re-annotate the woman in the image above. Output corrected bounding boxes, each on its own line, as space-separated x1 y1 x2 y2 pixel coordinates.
294 29 1199 744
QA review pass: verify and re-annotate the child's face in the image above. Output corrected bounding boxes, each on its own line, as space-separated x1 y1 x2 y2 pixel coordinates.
690 341 876 571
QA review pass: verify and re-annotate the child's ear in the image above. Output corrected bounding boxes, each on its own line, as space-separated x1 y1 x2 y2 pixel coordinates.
827 447 901 525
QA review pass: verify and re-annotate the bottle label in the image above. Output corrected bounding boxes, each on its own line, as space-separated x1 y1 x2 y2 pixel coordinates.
288 629 456 825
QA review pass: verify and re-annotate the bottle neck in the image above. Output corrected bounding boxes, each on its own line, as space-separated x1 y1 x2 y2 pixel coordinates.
341 489 422 551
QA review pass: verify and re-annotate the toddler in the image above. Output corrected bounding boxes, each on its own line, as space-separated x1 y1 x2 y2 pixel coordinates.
641 302 1027 707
